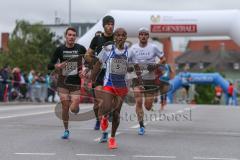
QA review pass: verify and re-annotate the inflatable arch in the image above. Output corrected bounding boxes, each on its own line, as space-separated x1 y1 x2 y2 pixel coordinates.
168 72 238 105
78 9 240 47
77 10 240 105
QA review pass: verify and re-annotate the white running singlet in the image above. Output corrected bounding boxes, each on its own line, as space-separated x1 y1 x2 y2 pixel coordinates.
128 43 164 80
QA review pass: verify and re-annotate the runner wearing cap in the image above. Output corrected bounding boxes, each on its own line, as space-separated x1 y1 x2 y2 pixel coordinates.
128 27 164 135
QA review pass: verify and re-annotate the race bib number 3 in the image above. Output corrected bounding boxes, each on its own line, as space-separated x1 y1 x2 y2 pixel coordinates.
62 62 78 76
110 59 127 75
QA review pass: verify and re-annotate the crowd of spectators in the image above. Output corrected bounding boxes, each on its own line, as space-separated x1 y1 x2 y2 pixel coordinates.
0 65 57 103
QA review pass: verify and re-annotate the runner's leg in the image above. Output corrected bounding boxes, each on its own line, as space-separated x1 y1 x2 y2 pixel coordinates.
58 88 70 130
144 92 155 111
134 86 145 135
69 90 81 114
111 96 124 137
94 85 103 130
58 87 71 139
98 89 114 143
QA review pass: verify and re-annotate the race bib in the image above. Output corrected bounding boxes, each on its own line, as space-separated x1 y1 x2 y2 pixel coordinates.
110 58 127 75
62 61 78 76
138 64 148 71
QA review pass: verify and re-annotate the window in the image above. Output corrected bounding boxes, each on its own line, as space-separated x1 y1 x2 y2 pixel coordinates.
185 63 190 70
175 64 179 70
233 63 239 70
199 62 204 69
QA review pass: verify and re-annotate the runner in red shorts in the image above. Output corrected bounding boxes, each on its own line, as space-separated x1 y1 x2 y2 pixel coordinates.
91 28 129 149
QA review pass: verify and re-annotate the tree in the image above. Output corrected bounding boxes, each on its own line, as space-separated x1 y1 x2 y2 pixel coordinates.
194 68 215 104
0 20 62 72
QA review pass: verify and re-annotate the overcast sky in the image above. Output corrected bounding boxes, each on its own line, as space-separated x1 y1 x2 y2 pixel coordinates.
1 0 240 50
1 0 240 34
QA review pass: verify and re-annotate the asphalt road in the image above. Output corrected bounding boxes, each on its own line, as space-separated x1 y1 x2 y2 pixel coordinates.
0 102 239 160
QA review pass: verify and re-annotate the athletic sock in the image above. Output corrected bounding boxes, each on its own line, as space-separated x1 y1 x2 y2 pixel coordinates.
139 121 145 128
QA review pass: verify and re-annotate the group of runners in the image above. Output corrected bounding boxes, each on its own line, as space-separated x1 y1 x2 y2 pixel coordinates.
48 15 172 149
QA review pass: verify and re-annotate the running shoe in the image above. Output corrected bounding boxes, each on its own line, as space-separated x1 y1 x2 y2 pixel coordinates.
108 137 118 149
94 120 100 130
100 116 109 131
99 132 108 143
61 130 70 139
138 127 145 135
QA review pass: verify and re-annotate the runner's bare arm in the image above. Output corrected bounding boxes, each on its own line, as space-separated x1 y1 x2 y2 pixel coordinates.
84 48 95 64
134 64 143 85
90 60 102 82
55 62 67 70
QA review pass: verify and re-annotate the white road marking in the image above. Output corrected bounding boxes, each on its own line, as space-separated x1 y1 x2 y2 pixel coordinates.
0 104 92 111
0 105 93 119
193 157 239 160
133 155 176 158
131 124 139 129
0 105 53 111
15 152 56 156
184 108 192 111
69 127 240 137
131 122 148 129
177 110 183 114
94 132 121 142
0 111 53 119
76 153 116 157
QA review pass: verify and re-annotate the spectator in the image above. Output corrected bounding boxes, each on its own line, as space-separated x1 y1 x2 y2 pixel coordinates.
0 65 10 101
227 82 234 105
45 73 56 103
180 65 191 102
214 85 222 104
12 67 21 91
28 70 41 102
37 73 47 102
158 56 172 110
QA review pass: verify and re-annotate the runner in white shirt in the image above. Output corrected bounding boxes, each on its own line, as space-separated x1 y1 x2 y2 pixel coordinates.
128 27 164 135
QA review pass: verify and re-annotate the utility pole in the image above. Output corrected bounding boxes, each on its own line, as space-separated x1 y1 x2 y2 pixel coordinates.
69 0 71 25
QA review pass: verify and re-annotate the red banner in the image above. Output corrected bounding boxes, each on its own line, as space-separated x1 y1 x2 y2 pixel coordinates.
151 24 197 33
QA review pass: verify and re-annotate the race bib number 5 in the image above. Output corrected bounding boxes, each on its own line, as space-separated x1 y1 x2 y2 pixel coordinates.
110 59 127 75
